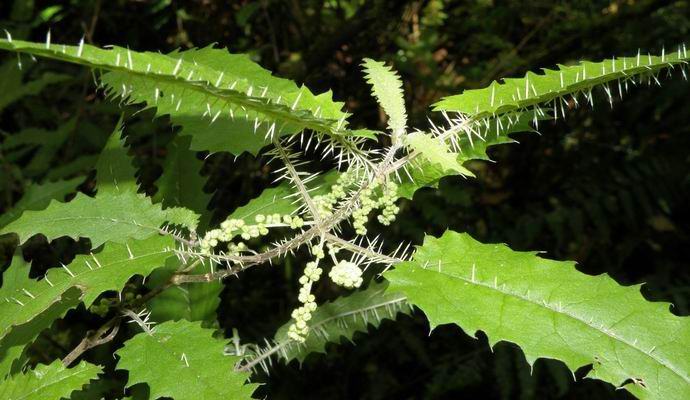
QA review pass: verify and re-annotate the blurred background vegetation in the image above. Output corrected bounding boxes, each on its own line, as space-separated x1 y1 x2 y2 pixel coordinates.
0 0 689 399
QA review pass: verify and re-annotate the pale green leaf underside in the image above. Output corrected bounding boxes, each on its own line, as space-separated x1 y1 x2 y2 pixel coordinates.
0 235 173 343
434 48 690 117
0 39 347 155
397 111 538 199
0 191 197 247
258 281 409 365
385 231 690 400
0 361 100 400
362 58 407 135
116 320 256 400
406 131 474 178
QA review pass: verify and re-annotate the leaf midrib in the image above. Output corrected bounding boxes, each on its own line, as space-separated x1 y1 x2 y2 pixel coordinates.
0 40 338 133
0 248 171 339
248 294 408 368
439 53 690 118
16 215 162 238
314 295 407 327
414 263 689 387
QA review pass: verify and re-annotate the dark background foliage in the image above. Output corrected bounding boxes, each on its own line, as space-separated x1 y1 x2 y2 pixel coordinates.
1 0 689 399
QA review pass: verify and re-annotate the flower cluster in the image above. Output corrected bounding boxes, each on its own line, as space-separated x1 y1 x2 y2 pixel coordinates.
329 260 363 289
198 213 305 256
352 185 377 235
352 180 400 235
312 171 400 235
377 181 400 226
312 171 357 219
287 259 323 343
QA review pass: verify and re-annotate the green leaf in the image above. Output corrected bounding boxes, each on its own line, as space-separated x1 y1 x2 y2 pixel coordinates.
116 320 256 400
385 230 690 400
159 206 199 233
362 58 407 137
0 256 43 378
228 170 340 224
0 39 348 155
2 118 76 178
1 191 198 247
434 49 690 118
406 131 474 177
0 177 83 229
148 136 218 325
0 59 71 112
349 128 380 139
95 116 138 194
397 110 538 199
0 257 84 379
0 235 174 343
249 281 409 367
153 135 211 229
1 120 73 150
0 361 100 400
45 155 99 181
0 339 24 379
112 46 347 155
146 258 221 325
0 290 82 380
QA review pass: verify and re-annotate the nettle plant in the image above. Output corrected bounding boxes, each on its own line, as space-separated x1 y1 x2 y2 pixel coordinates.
0 32 688 400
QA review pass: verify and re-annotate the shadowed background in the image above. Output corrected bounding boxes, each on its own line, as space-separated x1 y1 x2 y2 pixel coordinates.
0 0 689 399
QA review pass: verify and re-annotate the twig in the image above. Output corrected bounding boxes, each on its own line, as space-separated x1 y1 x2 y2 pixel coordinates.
172 115 473 285
273 138 322 224
84 0 101 44
62 258 201 364
62 316 120 367
60 115 470 369
324 233 403 264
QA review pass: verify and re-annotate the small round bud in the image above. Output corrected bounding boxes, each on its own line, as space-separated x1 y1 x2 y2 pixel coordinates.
329 260 364 289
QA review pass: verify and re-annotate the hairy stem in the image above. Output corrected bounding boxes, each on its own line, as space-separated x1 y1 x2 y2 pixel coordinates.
175 141 407 282
324 233 402 265
173 115 473 287
273 138 322 224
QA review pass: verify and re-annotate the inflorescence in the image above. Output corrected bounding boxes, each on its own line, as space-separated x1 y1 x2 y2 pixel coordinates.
287 242 368 343
312 171 401 235
198 214 305 256
192 168 402 344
